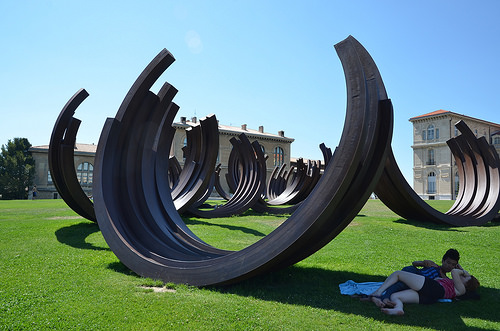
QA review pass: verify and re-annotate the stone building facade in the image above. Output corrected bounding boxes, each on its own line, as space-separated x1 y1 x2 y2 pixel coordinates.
409 110 500 200
171 117 294 194
28 118 294 199
30 143 96 199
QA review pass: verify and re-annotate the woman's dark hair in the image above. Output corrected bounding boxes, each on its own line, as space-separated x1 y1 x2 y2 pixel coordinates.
442 248 460 262
457 276 481 300
465 275 480 292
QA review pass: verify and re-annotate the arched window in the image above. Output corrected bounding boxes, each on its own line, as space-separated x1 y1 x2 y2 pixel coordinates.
427 149 435 165
427 125 435 140
273 146 284 166
77 162 93 185
427 172 436 194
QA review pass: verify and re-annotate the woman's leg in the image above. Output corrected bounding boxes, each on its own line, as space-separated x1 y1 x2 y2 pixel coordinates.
381 289 420 316
371 271 426 297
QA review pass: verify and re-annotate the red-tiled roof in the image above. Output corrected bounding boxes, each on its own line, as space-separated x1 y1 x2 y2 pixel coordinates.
409 110 450 121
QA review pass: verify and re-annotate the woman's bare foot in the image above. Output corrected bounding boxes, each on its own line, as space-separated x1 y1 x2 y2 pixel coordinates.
382 299 395 308
381 308 404 316
370 296 385 308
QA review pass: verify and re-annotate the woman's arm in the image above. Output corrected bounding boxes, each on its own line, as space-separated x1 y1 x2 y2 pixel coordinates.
412 260 439 268
451 269 467 296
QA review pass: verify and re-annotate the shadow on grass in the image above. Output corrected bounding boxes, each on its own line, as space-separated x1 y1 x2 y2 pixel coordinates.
55 222 110 251
213 265 499 330
182 218 267 237
108 261 140 277
394 218 467 232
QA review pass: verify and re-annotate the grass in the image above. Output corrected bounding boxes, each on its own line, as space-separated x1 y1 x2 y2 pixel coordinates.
1 199 499 330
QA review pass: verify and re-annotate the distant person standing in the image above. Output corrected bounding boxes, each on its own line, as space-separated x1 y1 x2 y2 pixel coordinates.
32 185 37 199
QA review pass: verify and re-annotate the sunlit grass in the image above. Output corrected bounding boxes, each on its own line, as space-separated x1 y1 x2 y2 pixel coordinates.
1 199 498 330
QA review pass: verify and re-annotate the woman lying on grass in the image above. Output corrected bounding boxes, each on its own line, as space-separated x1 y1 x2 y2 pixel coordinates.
369 268 479 316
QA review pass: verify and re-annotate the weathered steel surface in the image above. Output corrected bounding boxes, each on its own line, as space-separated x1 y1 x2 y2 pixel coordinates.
188 134 267 217
48 89 96 222
91 35 393 285
213 163 232 200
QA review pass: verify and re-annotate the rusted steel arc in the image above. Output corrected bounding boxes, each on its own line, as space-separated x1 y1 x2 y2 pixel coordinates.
266 158 321 206
167 155 182 189
359 31 500 226
267 161 305 205
173 115 220 213
445 137 467 215
152 101 221 252
189 134 266 218
375 120 500 226
94 36 392 286
171 125 202 200
271 38 395 269
225 144 242 194
476 144 500 216
320 143 333 165
213 164 232 200
189 172 216 209
451 121 495 217
94 51 225 259
49 88 96 222
287 160 322 204
449 135 481 215
266 164 289 200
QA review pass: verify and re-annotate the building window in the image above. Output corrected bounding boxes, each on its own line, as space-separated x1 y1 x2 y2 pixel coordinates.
182 136 188 161
427 172 436 194
494 137 500 145
77 162 93 186
273 146 284 167
454 127 458 137
47 171 52 184
427 125 435 140
427 149 435 165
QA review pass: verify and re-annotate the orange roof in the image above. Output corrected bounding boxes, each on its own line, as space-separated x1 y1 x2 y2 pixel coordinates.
409 109 450 121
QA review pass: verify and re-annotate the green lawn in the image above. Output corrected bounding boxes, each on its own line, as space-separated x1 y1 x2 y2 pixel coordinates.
1 199 499 330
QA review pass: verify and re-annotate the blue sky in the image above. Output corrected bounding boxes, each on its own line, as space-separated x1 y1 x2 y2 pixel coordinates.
1 1 499 183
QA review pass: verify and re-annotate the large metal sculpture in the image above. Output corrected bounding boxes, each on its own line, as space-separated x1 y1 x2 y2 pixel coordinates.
49 35 500 286
48 89 96 222
88 36 392 285
374 121 500 226
188 133 267 218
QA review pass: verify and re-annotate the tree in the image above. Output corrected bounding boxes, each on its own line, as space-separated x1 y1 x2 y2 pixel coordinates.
0 138 35 200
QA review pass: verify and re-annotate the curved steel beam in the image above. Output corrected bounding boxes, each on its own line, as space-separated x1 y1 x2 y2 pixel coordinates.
188 134 266 217
93 35 393 285
49 89 96 222
374 120 500 226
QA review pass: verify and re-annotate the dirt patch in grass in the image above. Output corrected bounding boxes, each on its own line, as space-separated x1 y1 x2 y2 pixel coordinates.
139 286 176 293
46 216 83 220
